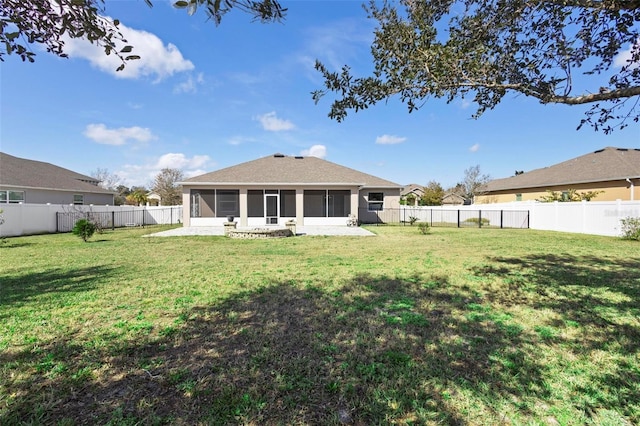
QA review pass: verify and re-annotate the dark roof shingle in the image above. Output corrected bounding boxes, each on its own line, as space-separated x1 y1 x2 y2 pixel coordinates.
0 152 114 194
486 147 640 192
183 154 401 188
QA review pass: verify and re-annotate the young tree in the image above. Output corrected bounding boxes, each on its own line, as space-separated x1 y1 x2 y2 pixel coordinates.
126 187 148 206
1 0 285 70
152 168 184 206
420 181 445 206
91 168 121 190
313 0 640 133
457 166 491 202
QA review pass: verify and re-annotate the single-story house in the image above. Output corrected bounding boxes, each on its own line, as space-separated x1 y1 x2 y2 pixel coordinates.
442 192 467 205
476 147 640 203
0 152 115 205
401 184 424 206
180 153 402 227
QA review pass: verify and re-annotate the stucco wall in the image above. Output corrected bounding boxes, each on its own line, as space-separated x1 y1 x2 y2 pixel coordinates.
0 187 113 205
476 180 639 204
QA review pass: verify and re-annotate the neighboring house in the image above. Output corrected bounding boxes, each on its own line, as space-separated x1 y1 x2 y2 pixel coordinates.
180 153 402 227
476 147 640 203
0 152 114 205
442 192 467 205
146 192 161 206
401 184 424 206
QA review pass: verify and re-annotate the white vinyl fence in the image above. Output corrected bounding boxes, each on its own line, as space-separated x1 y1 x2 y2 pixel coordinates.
400 200 640 237
0 204 182 237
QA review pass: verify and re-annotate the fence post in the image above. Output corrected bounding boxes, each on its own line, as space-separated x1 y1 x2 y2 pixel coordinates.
457 210 461 228
56 212 59 233
500 210 504 229
478 210 482 228
111 211 115 230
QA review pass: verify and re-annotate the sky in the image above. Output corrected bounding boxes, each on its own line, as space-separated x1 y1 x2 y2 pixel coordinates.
1 0 639 190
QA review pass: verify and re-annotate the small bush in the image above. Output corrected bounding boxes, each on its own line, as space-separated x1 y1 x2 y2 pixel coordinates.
464 217 490 226
620 217 640 241
417 222 431 235
72 219 97 242
408 216 418 225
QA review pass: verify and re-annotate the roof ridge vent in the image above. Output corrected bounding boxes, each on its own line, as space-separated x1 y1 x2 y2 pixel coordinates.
593 149 605 153
294 156 304 159
617 148 628 151
273 153 285 158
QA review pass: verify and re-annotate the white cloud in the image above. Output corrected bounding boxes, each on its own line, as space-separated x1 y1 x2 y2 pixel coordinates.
64 19 194 80
614 41 639 68
174 72 205 94
375 134 406 145
255 111 295 131
301 144 327 159
84 123 156 146
155 153 210 169
117 153 213 186
227 136 257 146
469 143 480 152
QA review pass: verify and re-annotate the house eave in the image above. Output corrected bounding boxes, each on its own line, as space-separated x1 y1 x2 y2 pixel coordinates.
179 181 368 187
0 183 116 195
487 175 640 192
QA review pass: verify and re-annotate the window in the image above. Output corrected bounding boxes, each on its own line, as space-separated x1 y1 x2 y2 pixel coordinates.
368 192 384 211
280 190 296 217
216 190 239 217
73 194 84 205
304 190 326 217
190 191 201 217
328 190 350 217
0 190 25 203
516 193 522 201
248 190 264 217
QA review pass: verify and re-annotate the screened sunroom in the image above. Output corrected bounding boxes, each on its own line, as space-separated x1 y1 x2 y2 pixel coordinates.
180 154 402 227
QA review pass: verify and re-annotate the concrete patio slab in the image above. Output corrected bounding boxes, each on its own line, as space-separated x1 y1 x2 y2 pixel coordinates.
146 226 375 237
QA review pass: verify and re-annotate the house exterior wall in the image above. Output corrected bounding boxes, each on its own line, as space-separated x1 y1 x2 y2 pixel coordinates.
182 184 370 227
476 179 640 204
0 187 113 205
358 188 401 224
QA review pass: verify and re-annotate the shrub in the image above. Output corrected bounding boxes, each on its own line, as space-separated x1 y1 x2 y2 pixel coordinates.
464 217 490 226
72 218 97 242
620 217 640 241
417 222 431 235
408 216 418 225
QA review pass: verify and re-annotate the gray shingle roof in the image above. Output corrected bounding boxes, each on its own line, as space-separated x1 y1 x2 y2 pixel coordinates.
0 152 114 194
486 147 640 192
183 154 401 188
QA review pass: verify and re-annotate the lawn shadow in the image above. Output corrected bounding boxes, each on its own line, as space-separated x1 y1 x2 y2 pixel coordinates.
470 253 640 421
2 273 555 424
0 265 117 309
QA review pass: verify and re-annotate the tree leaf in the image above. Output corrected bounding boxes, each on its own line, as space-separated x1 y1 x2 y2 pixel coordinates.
120 45 133 53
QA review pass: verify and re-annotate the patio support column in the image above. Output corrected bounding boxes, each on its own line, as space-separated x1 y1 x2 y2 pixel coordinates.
239 188 248 227
182 189 191 227
351 188 359 222
296 189 304 226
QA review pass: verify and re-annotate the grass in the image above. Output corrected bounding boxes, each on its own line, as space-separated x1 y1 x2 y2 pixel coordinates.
1 225 639 425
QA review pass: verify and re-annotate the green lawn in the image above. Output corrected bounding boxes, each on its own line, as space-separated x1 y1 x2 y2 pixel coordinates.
1 226 638 425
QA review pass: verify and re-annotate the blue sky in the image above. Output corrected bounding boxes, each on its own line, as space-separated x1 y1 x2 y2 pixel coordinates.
1 0 638 189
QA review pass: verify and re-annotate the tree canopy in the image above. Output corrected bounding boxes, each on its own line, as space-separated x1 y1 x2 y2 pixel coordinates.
152 168 184 206
457 165 491 201
0 0 285 69
312 0 640 132
421 181 445 206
